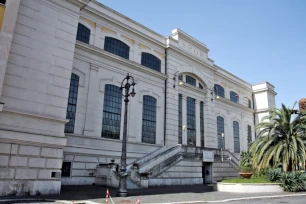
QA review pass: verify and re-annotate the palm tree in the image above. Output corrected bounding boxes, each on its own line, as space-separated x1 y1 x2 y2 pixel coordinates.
250 103 306 172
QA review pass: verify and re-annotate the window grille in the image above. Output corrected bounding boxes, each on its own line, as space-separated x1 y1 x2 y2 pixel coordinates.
141 53 161 72
104 37 129 59
76 23 90 44
101 85 122 139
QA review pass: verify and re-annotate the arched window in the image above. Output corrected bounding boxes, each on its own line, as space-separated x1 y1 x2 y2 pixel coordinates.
233 121 240 153
230 91 239 103
186 75 196 86
65 73 79 133
102 85 122 139
76 23 90 44
248 99 252 108
187 97 196 146
104 37 129 59
141 53 161 72
200 101 204 147
217 116 224 149
178 94 182 144
247 125 252 145
214 84 225 98
142 95 157 144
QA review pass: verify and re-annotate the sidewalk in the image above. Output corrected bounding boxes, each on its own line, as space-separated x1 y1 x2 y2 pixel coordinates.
0 185 303 204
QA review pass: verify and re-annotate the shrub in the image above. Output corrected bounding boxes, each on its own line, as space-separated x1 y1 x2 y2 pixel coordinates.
252 168 267 178
265 168 282 182
279 171 306 192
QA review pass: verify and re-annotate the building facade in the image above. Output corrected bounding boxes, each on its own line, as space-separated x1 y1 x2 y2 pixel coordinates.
0 0 276 196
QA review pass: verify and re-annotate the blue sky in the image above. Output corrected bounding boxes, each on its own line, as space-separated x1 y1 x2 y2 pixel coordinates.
98 0 306 109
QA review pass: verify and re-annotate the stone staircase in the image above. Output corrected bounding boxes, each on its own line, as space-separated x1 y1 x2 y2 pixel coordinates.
96 145 240 189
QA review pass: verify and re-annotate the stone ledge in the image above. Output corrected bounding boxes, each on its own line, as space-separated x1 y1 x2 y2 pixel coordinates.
215 182 283 193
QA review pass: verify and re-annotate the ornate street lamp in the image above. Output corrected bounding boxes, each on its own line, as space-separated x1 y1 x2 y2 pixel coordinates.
117 73 136 197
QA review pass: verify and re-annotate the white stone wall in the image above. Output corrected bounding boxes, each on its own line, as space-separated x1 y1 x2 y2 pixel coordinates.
0 142 63 196
0 0 82 195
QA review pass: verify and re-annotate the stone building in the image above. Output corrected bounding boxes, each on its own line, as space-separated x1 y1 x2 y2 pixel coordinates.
0 0 276 196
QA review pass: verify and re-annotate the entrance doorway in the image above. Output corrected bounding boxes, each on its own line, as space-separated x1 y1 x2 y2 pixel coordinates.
202 162 212 184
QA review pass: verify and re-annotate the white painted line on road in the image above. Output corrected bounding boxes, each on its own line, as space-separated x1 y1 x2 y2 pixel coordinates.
146 193 306 204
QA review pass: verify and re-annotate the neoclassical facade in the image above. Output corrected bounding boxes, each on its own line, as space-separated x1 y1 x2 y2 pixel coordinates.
0 0 276 196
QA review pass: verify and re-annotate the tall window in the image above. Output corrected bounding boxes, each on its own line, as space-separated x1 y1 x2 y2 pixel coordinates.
141 53 161 72
230 91 239 103
76 23 90 44
102 85 122 139
142 96 157 144
178 94 182 144
214 84 225 98
186 75 196 86
217 116 224 149
233 121 240 153
248 99 252 108
65 73 79 133
104 37 129 59
247 125 252 145
200 101 204 147
187 97 196 146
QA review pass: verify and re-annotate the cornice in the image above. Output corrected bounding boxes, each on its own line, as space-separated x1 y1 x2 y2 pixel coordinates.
84 6 166 48
171 29 209 52
75 41 168 81
252 87 277 95
2 107 68 123
166 46 217 73
215 97 254 113
214 65 253 92
255 108 270 113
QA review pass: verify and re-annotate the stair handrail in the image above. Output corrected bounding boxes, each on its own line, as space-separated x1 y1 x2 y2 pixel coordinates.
127 144 181 172
222 149 239 167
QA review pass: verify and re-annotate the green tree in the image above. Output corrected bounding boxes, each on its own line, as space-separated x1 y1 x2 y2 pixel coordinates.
250 103 306 172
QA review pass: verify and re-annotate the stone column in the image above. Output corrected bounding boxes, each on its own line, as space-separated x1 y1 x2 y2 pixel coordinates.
195 100 201 147
182 95 187 145
84 64 99 136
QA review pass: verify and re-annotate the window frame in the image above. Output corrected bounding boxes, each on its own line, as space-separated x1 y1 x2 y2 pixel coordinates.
200 101 204 147
187 97 196 146
76 23 90 44
233 121 240 153
185 75 196 86
101 84 122 140
214 84 225 98
217 116 225 149
61 162 71 177
104 37 130 59
65 73 79 134
178 94 182 144
141 52 161 72
142 95 157 144
230 91 239 103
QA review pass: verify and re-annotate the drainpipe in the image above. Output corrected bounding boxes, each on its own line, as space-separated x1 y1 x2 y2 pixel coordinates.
252 93 256 139
164 49 167 146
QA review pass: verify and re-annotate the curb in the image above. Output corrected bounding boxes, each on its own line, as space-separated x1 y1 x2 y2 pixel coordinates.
147 193 306 204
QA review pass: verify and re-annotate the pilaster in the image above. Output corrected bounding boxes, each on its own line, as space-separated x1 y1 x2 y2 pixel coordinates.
84 63 99 136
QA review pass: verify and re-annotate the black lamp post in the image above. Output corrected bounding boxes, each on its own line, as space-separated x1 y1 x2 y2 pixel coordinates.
117 73 136 197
